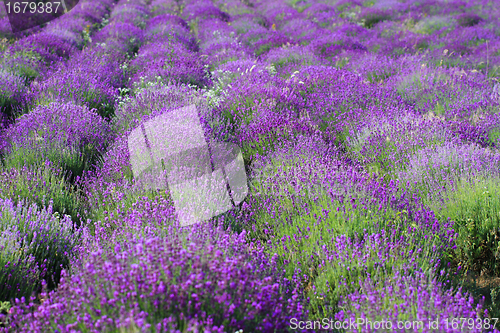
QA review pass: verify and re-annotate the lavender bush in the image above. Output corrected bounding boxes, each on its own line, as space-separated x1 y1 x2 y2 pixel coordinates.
0 102 113 180
428 176 500 277
8 224 306 332
2 0 500 330
0 198 79 294
0 69 30 124
34 49 121 119
0 162 87 225
0 226 38 305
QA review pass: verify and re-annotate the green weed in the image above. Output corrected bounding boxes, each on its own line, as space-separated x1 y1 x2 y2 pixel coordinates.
429 176 500 276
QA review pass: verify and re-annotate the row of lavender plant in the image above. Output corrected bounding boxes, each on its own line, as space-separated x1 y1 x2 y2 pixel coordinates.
283 0 500 325
0 0 149 324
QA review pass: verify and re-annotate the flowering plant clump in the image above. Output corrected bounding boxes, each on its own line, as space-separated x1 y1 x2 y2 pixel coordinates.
8 224 306 332
0 102 113 180
0 226 39 306
33 51 120 119
0 162 87 226
335 268 487 333
0 69 31 124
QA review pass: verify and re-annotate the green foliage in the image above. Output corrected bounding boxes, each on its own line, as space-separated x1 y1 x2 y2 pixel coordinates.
428 56 468 70
287 0 306 7
0 162 87 225
467 38 488 47
219 92 263 133
296 3 311 13
0 94 28 123
0 301 10 314
490 286 500 316
366 67 395 83
0 72 30 121
413 16 451 35
415 39 429 51
430 177 500 276
12 64 40 84
255 43 275 56
337 3 361 20
240 129 288 165
488 128 500 146
361 11 391 29
8 51 43 83
396 69 452 103
333 56 350 69
0 233 38 303
486 65 500 80
0 300 11 326
2 142 103 183
272 53 311 71
35 88 115 120
79 90 115 119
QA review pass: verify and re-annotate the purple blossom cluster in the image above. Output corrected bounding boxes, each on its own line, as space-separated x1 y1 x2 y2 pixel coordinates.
0 197 78 305
0 0 117 125
335 268 487 333
0 102 113 179
9 225 305 332
2 0 500 331
1 102 112 152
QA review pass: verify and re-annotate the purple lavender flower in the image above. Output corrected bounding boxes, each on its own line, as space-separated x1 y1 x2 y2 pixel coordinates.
34 48 121 118
0 197 79 294
0 102 113 178
0 221 39 304
335 269 489 333
129 41 209 88
183 1 230 22
0 69 30 124
7 224 306 332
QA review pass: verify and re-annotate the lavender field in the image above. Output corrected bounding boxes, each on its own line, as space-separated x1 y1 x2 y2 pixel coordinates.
0 0 500 331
